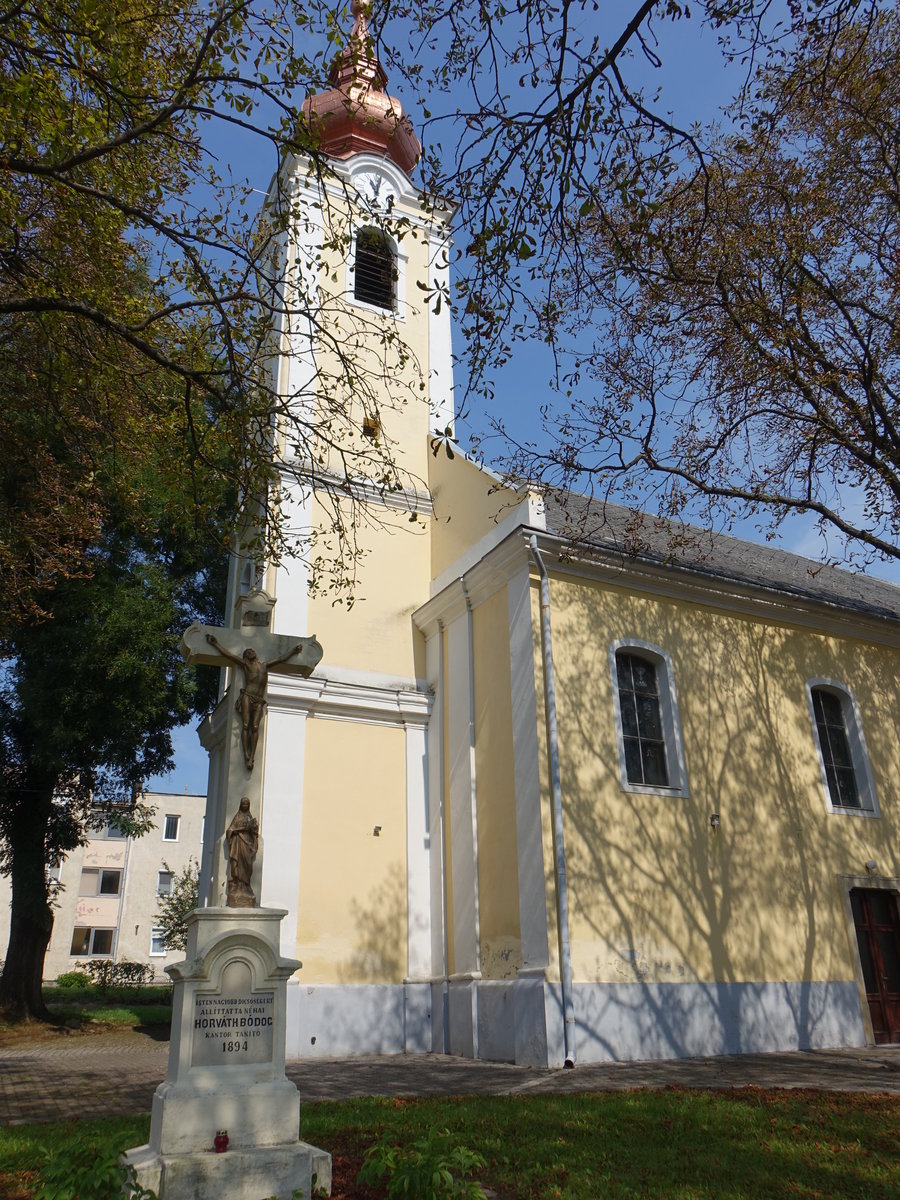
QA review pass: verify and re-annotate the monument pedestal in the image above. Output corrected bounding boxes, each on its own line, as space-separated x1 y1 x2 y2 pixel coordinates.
124 908 330 1200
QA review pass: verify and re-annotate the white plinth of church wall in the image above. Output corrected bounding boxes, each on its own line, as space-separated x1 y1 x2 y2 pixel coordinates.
447 974 479 1058
284 980 433 1059
569 978 867 1064
430 979 448 1053
404 981 432 1053
287 983 405 1057
511 969 554 1068
475 982 516 1062
506 976 867 1068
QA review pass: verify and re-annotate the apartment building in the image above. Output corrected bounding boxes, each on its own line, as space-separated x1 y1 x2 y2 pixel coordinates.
0 790 205 981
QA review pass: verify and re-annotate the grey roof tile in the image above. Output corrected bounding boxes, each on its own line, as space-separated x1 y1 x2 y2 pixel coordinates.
541 495 900 623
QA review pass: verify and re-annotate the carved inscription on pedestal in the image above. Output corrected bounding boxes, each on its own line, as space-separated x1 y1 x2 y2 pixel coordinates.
191 990 275 1067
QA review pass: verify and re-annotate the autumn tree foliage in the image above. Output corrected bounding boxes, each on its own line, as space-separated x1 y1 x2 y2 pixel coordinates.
492 5 900 561
0 0 427 635
155 859 201 953
0 0 429 1017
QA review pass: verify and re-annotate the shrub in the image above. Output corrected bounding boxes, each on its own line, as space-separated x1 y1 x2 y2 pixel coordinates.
86 959 116 993
55 970 91 989
85 959 153 992
358 1129 487 1200
35 1129 156 1200
115 960 154 986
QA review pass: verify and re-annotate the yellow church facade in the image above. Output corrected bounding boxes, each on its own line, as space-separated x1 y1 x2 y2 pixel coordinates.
195 7 900 1066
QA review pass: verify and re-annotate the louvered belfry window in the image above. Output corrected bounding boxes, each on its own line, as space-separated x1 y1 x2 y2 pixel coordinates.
354 228 395 309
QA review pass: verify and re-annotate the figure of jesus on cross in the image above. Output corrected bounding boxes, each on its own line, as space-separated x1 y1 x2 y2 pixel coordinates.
205 634 306 772
181 608 323 778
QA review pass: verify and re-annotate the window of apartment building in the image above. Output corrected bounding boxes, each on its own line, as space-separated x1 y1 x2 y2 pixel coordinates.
609 640 689 796
163 815 180 841
103 821 127 839
70 927 115 956
807 680 879 816
150 927 167 956
79 868 122 896
157 870 174 896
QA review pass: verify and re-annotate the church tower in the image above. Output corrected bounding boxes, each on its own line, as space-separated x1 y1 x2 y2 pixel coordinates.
199 2 465 1058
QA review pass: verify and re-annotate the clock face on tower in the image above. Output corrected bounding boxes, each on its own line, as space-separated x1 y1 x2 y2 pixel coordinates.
355 169 396 213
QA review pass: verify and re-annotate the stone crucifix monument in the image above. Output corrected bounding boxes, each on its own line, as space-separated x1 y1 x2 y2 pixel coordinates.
182 588 323 907
123 590 330 1200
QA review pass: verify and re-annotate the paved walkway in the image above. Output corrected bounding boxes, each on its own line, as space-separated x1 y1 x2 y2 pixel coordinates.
2 1028 900 1126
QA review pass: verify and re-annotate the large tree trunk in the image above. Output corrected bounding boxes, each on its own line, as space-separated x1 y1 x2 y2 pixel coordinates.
0 783 55 1020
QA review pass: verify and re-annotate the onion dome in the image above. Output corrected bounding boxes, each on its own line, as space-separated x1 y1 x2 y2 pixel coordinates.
300 1 421 176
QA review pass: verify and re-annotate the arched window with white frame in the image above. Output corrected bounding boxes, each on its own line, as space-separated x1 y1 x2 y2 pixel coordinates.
609 640 689 796
806 680 879 816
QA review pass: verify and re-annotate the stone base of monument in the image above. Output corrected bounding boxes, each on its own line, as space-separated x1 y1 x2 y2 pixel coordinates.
123 907 331 1200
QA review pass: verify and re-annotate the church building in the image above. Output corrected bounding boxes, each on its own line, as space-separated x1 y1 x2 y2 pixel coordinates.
194 5 900 1067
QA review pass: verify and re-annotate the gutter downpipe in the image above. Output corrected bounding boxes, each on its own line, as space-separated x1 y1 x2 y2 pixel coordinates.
529 535 576 1068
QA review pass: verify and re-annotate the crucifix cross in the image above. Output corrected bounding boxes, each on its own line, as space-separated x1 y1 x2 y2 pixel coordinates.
181 618 323 773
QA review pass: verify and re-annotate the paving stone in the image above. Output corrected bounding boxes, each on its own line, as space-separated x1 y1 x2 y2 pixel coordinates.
2 1029 899 1127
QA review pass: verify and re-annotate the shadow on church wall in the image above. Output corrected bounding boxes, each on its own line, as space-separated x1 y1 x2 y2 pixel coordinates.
542 577 900 1058
339 863 407 984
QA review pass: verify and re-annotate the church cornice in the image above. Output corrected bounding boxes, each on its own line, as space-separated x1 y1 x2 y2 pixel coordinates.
532 529 900 650
277 154 453 235
277 459 434 517
415 521 900 650
268 670 432 727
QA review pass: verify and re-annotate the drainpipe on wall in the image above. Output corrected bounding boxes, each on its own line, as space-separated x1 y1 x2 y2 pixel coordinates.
529 535 576 1068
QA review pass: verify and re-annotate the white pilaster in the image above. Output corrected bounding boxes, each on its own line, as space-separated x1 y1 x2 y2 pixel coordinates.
445 611 480 977
271 482 311 638
427 225 454 436
425 631 447 979
507 566 550 969
405 721 432 980
259 706 308 958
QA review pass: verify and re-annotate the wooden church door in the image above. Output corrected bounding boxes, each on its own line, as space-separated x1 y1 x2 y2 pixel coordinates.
851 888 900 1044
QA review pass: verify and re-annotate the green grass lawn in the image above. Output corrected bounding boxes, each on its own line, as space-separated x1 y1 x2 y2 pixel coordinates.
2 1088 899 1199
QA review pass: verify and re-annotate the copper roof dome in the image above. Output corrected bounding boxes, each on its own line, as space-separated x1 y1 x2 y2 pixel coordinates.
300 1 421 176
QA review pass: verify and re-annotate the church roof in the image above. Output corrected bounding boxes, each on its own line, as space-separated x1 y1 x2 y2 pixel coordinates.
541 494 900 624
300 1 421 175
